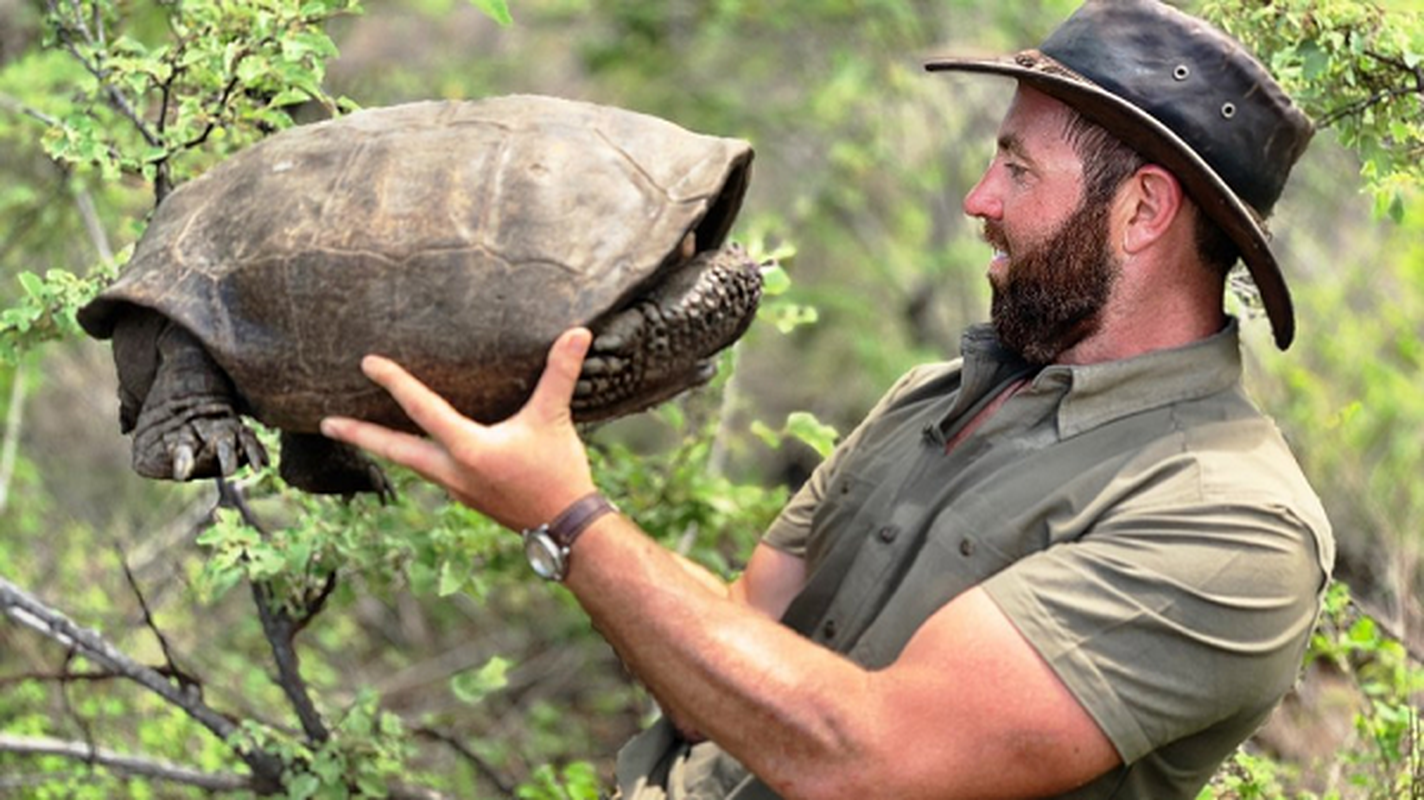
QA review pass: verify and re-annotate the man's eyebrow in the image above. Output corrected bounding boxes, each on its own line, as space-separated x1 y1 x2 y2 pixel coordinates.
997 133 1036 165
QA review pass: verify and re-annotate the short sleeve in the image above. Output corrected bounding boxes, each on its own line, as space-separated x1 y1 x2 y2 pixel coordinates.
761 363 958 557
982 490 1329 764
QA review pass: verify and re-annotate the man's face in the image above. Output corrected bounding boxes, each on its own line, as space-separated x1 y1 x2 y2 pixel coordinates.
963 87 1120 364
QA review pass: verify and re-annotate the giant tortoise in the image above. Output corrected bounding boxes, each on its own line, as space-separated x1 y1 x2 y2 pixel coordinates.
77 95 764 497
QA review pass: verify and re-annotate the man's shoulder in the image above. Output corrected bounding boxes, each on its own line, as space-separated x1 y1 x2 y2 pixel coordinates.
1110 393 1334 570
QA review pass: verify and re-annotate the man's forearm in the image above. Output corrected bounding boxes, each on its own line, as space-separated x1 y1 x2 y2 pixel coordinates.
564 513 874 799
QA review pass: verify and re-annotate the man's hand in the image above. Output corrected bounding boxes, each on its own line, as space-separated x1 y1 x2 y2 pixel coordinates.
319 328 599 531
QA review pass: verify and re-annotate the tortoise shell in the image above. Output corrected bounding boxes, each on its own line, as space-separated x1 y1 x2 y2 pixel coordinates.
78 95 754 431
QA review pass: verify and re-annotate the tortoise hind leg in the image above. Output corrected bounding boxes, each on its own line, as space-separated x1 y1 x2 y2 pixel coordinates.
279 431 395 502
123 315 268 481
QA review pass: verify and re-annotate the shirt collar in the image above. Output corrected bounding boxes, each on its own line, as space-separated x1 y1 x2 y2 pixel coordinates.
957 319 1244 440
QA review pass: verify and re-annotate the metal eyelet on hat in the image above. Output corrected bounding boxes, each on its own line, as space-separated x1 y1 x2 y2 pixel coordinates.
1221 101 1237 118
1173 64 1190 81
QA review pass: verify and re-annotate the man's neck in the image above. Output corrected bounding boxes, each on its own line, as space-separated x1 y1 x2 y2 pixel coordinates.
1055 309 1226 365
1055 265 1228 366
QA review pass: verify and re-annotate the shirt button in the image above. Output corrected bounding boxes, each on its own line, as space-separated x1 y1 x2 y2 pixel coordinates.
821 618 838 639
959 538 975 557
877 525 898 543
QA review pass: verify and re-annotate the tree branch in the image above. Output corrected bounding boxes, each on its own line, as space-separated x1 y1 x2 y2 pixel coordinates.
252 581 331 743
412 725 517 796
45 0 162 148
43 0 172 202
0 576 285 792
73 187 114 265
1318 48 1424 129
117 544 204 700
0 733 253 792
1319 83 1423 128
0 92 62 127
0 668 120 687
217 479 332 744
0 366 25 515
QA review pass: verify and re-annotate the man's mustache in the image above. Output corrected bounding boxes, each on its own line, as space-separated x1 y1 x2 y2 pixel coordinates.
981 221 1010 255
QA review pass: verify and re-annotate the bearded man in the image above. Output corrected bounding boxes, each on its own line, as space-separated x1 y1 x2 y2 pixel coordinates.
321 1 1335 797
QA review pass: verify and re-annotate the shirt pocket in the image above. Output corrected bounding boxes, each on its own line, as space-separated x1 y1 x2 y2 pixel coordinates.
804 466 886 571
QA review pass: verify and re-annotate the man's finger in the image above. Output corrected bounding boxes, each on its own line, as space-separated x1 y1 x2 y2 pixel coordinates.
320 415 461 487
359 355 477 442
526 328 593 421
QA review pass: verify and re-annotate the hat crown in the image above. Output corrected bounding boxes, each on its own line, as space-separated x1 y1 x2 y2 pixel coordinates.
1040 0 1312 218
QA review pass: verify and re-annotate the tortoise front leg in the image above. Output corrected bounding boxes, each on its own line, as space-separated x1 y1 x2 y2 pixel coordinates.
121 316 267 481
278 431 395 502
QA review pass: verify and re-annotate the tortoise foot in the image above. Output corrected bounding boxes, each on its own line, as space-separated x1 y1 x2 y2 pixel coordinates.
133 404 268 481
280 431 397 502
123 314 267 482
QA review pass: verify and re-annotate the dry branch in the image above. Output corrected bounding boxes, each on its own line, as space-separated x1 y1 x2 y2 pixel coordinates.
0 367 24 514
217 479 334 743
0 576 285 790
0 733 253 791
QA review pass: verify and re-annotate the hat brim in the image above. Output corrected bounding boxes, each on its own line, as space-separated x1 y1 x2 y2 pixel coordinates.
925 53 1295 349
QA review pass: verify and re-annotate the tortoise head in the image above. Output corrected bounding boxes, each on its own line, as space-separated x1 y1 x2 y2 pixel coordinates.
573 154 764 421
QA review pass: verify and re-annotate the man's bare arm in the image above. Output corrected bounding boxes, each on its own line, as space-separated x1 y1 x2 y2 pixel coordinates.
566 513 1119 800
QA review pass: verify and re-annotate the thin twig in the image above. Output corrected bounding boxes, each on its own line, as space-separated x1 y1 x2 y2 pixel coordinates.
1318 49 1424 129
0 92 62 127
44 0 171 201
0 366 25 515
0 576 285 791
0 733 253 792
46 0 161 146
218 479 331 744
251 581 331 743
412 726 517 796
73 187 114 264
1319 84 1422 128
117 544 203 701
0 668 120 687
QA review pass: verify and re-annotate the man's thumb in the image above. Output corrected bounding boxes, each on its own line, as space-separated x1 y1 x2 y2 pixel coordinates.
530 327 593 418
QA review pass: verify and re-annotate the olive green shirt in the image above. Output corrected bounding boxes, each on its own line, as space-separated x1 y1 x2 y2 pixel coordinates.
616 321 1334 799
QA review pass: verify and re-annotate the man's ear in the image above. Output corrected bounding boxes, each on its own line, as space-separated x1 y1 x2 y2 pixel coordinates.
1118 165 1185 255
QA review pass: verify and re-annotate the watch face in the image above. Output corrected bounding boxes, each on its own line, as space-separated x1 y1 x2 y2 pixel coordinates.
524 531 565 581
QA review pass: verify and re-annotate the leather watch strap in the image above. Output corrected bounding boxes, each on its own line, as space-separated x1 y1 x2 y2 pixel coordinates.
545 492 617 550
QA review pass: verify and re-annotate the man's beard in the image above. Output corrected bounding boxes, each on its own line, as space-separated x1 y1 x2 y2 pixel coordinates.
983 199 1119 365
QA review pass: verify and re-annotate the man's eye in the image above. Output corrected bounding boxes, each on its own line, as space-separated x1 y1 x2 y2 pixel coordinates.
1005 162 1028 179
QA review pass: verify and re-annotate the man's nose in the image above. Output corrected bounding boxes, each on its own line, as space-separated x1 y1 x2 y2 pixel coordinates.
962 168 1001 221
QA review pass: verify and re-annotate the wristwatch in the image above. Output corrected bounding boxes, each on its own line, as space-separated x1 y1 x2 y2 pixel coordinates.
521 492 617 582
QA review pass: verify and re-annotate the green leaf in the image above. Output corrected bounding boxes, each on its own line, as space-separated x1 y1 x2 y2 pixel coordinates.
451 656 511 704
749 419 782 450
17 272 45 299
784 411 839 459
285 772 320 800
468 0 513 26
437 558 466 596
759 263 791 296
1388 192 1405 224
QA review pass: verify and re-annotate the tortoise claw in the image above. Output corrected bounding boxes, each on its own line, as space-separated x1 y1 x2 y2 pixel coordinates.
369 464 398 505
172 443 196 481
240 428 268 471
134 410 264 483
216 437 237 478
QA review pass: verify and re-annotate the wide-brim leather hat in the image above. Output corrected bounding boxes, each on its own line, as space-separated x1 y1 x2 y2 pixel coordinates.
925 0 1314 349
